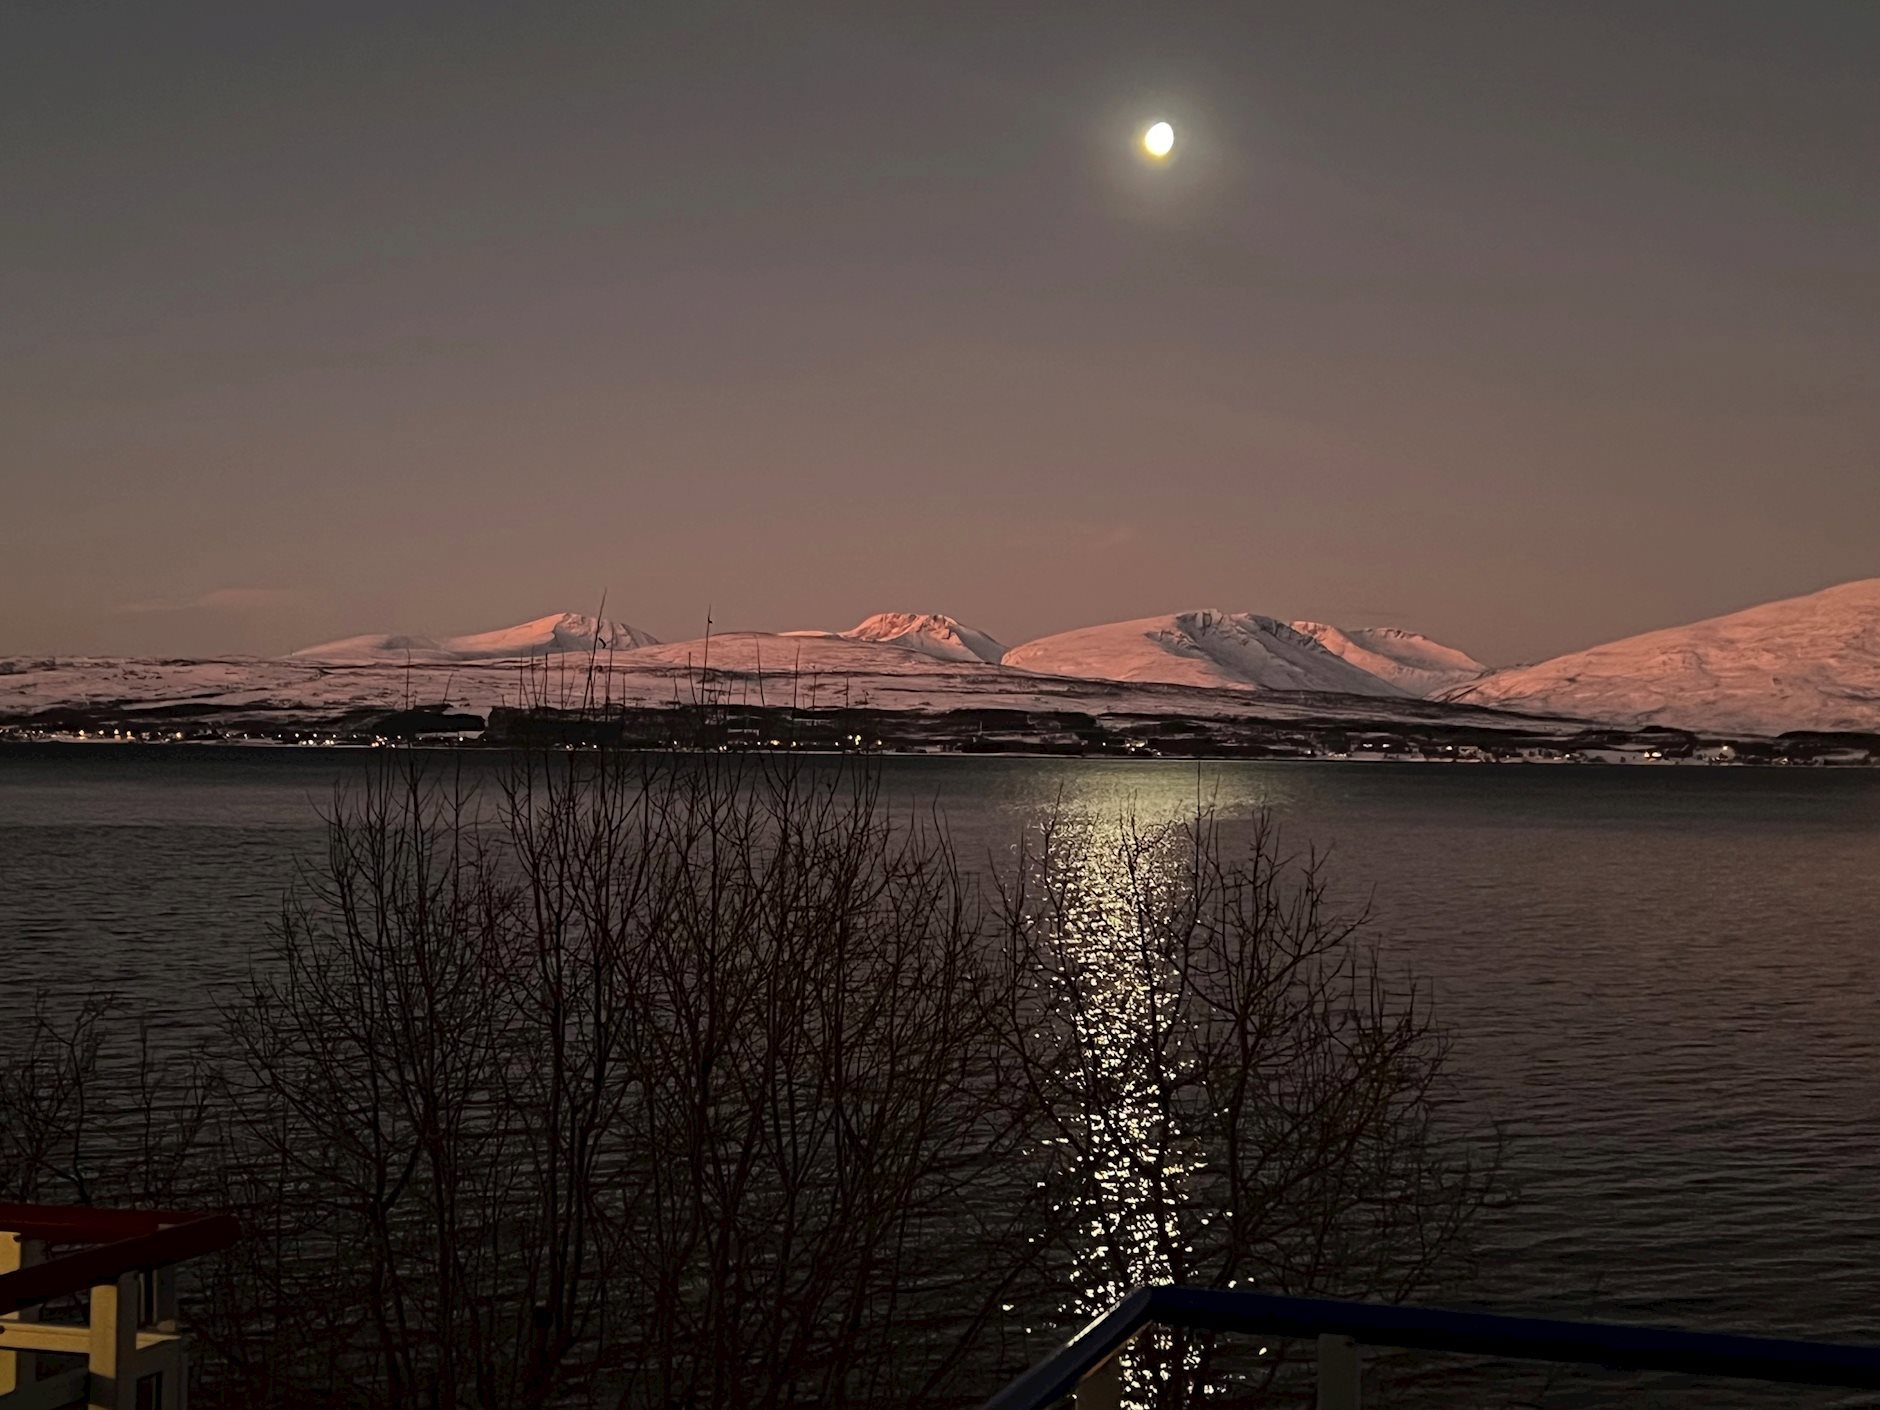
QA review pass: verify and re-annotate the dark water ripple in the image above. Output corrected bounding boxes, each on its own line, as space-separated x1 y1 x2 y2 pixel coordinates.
3 747 1878 1406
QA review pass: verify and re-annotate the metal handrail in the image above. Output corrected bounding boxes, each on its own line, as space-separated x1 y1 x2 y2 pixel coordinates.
981 1285 1880 1410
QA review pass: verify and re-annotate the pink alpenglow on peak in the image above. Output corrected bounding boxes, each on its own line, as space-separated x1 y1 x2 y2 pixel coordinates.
1447 578 1880 736
825 612 1008 665
1004 611 1409 697
1291 623 1489 697
292 612 659 662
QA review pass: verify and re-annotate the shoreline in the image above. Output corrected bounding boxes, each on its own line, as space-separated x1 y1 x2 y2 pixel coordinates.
4 733 1874 769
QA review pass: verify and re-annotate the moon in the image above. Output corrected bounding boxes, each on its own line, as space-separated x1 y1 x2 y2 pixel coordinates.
1142 120 1175 158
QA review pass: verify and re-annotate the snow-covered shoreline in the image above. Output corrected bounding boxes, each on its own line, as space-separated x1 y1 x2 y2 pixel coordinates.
4 644 1873 767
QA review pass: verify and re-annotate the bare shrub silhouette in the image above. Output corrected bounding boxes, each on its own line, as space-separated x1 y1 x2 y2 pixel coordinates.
203 748 1052 1410
0 995 210 1208
993 805 1498 1405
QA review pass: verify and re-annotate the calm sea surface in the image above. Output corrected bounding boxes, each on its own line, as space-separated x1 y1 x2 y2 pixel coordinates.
3 745 1878 1404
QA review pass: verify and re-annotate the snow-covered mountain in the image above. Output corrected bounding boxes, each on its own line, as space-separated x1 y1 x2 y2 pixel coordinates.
1293 623 1488 697
0 638 1589 745
1448 579 1880 735
41 582 1877 739
1003 611 1409 697
294 613 658 662
808 612 1007 664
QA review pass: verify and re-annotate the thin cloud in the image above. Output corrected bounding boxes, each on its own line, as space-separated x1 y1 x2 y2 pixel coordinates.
116 587 301 615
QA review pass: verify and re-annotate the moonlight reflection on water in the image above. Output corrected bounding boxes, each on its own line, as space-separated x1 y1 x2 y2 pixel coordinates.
1023 804 1244 1404
1049 812 1197 1315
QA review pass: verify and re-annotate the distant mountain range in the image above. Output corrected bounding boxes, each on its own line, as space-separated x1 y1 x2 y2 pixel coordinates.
263 576 1880 737
293 612 658 662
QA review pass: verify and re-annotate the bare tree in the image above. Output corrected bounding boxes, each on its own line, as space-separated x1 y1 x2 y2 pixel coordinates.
995 804 1497 1404
0 995 109 1204
0 995 210 1209
198 746 1051 1410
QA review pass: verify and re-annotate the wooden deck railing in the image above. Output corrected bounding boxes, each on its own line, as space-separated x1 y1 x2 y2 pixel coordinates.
0 1204 237 1410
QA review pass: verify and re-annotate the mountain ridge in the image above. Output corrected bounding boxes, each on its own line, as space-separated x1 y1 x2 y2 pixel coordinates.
843 611 1005 663
294 612 658 662
1448 578 1880 734
1292 623 1489 696
1003 610 1412 698
783 612 1008 665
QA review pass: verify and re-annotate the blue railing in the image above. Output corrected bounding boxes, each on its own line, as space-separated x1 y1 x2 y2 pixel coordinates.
982 1286 1880 1410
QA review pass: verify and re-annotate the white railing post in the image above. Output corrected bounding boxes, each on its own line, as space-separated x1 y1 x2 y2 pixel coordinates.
0 1233 44 1397
1316 1333 1361 1410
86 1273 138 1410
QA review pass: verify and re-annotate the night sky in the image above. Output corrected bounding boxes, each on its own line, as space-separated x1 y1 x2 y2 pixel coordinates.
4 1 1875 663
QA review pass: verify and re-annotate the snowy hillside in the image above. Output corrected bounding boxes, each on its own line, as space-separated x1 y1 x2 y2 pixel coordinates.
294 613 658 662
823 612 1007 664
0 636 1580 740
1448 579 1880 734
1293 623 1488 697
19 583 1878 741
1003 611 1409 697
619 630 992 693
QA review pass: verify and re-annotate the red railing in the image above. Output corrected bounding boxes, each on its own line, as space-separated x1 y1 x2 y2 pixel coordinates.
0 1203 237 1410
0 1206 237 1319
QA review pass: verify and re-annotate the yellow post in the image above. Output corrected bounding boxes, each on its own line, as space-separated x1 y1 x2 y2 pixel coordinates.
0 1232 44 1396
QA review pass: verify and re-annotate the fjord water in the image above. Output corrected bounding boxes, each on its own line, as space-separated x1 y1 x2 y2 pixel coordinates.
3 747 1878 1403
